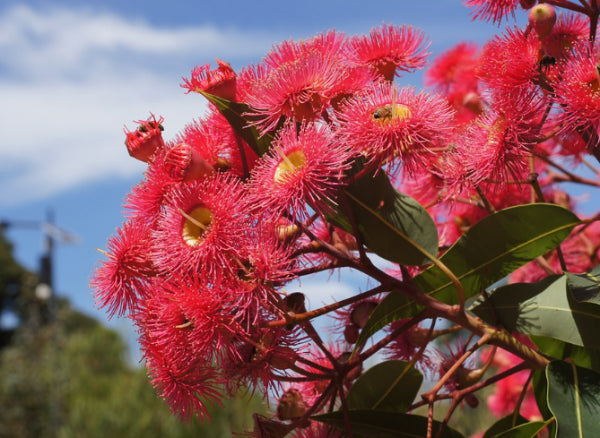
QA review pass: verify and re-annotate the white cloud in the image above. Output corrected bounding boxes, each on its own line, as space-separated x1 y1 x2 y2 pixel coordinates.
0 5 276 205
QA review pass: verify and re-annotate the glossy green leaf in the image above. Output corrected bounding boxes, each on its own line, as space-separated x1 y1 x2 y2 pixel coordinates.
532 370 557 437
338 167 438 266
471 275 600 349
567 263 600 305
313 410 464 438
358 204 580 345
482 414 528 438
546 360 600 437
530 335 600 373
198 91 273 156
489 421 548 438
346 360 422 412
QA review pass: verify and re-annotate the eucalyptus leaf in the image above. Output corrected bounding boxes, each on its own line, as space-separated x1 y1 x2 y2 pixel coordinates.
336 166 438 266
313 410 464 438
530 335 600 373
489 421 548 438
471 275 600 349
532 370 556 437
346 360 422 412
546 360 600 437
482 414 528 438
567 263 600 305
358 204 580 345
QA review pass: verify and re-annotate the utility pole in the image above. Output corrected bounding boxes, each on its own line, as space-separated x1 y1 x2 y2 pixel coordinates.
0 209 79 434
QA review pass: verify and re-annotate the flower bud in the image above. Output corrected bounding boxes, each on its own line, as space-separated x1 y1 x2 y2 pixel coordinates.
277 388 307 420
462 92 483 114
182 59 237 100
164 142 215 181
350 300 378 328
519 0 536 9
270 347 298 371
529 4 557 39
124 115 165 163
344 323 360 344
281 292 306 314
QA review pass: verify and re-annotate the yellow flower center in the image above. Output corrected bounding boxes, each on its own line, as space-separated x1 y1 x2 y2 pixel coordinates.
273 150 306 184
181 206 213 247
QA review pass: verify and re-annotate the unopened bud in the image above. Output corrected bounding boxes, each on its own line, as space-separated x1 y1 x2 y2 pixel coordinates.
406 326 430 348
350 301 378 328
519 0 536 9
529 4 557 39
277 388 307 420
164 142 215 181
344 324 360 344
281 292 306 314
464 393 479 408
270 347 297 371
462 92 483 114
337 352 362 381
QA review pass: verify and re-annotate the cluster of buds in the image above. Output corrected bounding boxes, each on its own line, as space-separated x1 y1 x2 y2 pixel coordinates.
93 1 600 436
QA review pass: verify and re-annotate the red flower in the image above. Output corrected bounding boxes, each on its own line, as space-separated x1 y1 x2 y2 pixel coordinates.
348 23 430 81
336 82 454 172
425 42 482 123
451 90 545 188
151 175 250 280
245 52 348 132
143 342 223 421
552 42 600 143
181 59 237 100
249 122 351 219
124 149 175 226
464 0 519 24
542 13 588 61
478 27 541 92
91 219 156 317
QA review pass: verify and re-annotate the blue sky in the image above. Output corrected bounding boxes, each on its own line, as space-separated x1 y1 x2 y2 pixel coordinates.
0 1 507 339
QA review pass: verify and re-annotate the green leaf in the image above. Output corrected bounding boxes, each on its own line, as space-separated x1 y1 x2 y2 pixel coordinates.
471 275 600 349
532 370 557 437
198 91 273 156
482 414 528 438
567 263 600 305
414 204 579 307
313 410 465 438
546 360 600 437
489 421 548 438
346 360 422 412
530 336 600 373
336 166 438 266
359 204 580 344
